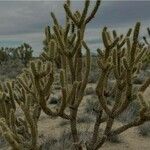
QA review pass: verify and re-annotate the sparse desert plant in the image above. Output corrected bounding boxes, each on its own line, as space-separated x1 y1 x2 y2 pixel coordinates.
107 134 121 143
85 86 95 95
138 122 150 136
0 43 33 67
84 96 99 114
16 43 33 67
117 100 140 123
40 130 74 150
0 0 150 150
77 115 93 124
0 48 9 64
0 59 24 81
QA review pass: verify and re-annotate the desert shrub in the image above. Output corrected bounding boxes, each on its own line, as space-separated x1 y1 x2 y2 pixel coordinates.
16 43 33 67
88 56 99 83
0 43 33 67
77 115 93 124
88 71 99 83
117 101 140 123
85 86 95 95
133 77 144 85
39 136 58 150
138 122 150 136
0 48 9 64
59 120 70 127
84 96 99 114
0 60 24 80
40 130 93 150
107 134 121 143
40 131 74 150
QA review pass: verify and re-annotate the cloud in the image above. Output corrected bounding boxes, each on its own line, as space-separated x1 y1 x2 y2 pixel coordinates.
91 1 150 28
0 1 149 34
0 1 63 35
0 1 149 55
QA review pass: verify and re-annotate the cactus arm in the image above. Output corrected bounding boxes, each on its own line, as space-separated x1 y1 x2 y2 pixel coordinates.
77 41 91 106
85 0 101 24
0 119 22 150
64 3 79 26
86 108 103 150
79 0 90 26
139 77 150 92
21 102 38 150
109 117 143 136
3 132 21 150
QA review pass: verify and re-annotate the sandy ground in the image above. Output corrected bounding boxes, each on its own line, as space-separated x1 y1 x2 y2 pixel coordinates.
1 86 150 150
37 86 150 150
102 128 150 150
37 112 150 150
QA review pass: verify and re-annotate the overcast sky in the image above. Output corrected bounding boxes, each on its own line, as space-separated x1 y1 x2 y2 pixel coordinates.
0 0 150 55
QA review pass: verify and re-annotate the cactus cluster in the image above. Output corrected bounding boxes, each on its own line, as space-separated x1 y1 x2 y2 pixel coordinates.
0 43 33 66
0 79 39 150
0 0 150 150
0 47 9 63
17 43 33 67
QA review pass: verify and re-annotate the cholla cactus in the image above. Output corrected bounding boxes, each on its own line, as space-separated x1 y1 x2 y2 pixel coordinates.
0 43 33 66
85 22 149 150
17 43 33 67
42 26 62 68
0 47 9 64
0 80 39 150
41 1 100 149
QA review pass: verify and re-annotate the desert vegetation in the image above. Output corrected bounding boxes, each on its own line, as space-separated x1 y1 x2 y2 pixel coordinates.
0 0 150 150
0 43 33 81
0 43 33 66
